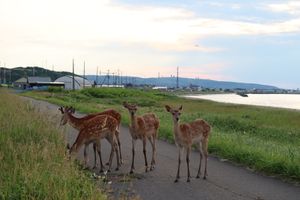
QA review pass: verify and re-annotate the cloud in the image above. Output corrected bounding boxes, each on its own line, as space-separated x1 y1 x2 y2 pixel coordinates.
266 1 300 16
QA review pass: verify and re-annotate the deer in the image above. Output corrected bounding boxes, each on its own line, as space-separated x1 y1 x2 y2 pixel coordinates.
59 106 122 169
66 110 120 172
165 105 211 182
123 102 160 174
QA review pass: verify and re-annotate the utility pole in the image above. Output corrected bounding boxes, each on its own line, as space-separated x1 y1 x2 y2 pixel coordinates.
72 59 75 91
3 68 6 84
96 66 99 85
176 66 179 89
107 70 110 86
83 61 85 88
10 69 12 84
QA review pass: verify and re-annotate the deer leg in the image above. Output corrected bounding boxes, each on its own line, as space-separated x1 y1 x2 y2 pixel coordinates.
107 139 115 173
130 139 136 174
105 130 122 166
83 144 89 169
175 147 182 183
196 142 203 179
148 136 156 171
202 139 208 179
186 147 191 182
95 141 104 173
92 143 97 169
113 136 120 171
116 130 123 165
143 137 149 172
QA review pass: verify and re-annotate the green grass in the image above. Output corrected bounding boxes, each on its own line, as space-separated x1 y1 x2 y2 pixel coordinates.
0 89 106 199
23 87 300 182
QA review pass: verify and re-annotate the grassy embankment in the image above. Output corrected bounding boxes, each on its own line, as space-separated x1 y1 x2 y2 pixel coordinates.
23 88 300 182
0 89 106 199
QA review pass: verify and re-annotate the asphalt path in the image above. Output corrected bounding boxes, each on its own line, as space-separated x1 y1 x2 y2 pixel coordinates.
24 97 300 200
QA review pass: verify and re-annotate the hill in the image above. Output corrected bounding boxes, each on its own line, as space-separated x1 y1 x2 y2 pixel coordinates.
0 66 279 90
0 66 78 83
86 75 278 90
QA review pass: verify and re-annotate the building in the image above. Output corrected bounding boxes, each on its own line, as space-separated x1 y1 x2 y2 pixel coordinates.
55 75 92 90
13 76 64 89
13 77 27 89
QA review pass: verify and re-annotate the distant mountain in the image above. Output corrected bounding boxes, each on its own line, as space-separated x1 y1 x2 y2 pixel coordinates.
0 66 78 83
86 75 278 90
0 66 279 90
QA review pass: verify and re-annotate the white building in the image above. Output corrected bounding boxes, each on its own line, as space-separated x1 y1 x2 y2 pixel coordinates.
55 76 92 90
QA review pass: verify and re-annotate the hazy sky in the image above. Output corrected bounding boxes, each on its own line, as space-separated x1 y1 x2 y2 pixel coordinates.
1 0 300 88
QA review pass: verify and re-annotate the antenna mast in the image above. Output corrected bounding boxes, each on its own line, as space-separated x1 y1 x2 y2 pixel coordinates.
176 66 179 89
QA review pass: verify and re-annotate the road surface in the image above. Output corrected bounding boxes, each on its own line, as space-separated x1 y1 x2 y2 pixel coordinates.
24 97 300 200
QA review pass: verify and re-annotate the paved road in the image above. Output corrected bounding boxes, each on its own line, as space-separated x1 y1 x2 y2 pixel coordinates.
25 97 300 200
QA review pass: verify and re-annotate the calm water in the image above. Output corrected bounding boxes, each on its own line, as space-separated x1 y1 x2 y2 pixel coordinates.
185 94 300 110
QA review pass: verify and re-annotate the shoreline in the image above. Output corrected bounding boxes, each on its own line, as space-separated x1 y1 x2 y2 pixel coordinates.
183 93 300 111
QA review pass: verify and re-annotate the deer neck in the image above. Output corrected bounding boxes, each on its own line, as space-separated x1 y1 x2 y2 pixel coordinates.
173 120 181 139
130 113 138 130
67 113 83 129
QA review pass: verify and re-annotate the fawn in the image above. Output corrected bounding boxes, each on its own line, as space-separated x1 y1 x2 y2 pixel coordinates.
123 102 160 173
59 106 123 167
67 111 120 172
59 106 121 171
165 105 211 182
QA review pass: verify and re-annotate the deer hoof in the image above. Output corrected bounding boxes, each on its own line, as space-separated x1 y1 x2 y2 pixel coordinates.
174 179 179 183
187 179 191 182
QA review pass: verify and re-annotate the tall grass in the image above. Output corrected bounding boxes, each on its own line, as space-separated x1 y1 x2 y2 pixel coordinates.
0 89 106 199
23 88 300 181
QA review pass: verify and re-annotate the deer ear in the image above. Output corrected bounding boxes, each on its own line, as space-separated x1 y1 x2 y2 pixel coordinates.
71 107 75 113
123 101 128 108
58 107 64 114
178 105 183 111
165 105 171 112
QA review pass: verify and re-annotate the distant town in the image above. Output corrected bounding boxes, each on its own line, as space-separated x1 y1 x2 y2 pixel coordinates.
0 66 299 94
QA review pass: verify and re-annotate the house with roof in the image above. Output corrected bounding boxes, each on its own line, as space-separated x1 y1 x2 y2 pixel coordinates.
55 75 92 90
13 76 64 89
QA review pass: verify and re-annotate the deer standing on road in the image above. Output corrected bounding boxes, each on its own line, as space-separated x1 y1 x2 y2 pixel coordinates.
165 105 211 182
66 111 120 172
59 106 122 169
123 102 160 173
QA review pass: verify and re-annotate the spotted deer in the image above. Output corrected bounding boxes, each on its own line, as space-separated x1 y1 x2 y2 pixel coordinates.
66 111 120 172
123 102 160 173
59 106 122 169
165 105 211 182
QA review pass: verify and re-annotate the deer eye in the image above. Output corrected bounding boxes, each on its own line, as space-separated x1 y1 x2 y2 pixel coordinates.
178 113 181 116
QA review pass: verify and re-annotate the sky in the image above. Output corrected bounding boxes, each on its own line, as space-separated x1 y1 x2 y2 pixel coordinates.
0 0 300 89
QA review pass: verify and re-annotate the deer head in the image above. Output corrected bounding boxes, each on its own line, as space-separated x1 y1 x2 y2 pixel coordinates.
59 106 74 126
123 102 138 116
165 105 183 122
